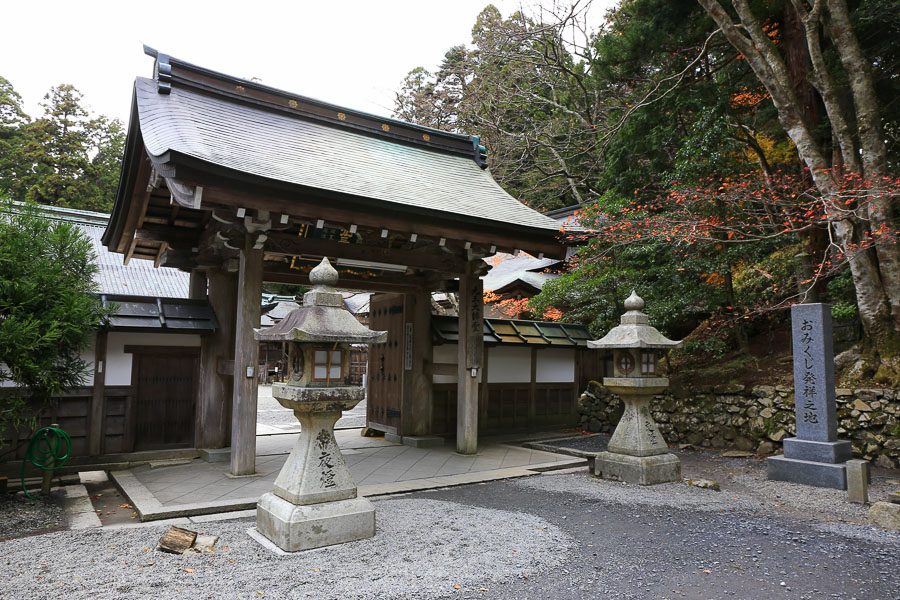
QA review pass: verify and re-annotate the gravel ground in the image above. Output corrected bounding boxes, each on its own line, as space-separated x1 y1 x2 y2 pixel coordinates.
0 498 570 600
0 493 64 542
540 435 898 525
417 474 900 600
514 470 765 513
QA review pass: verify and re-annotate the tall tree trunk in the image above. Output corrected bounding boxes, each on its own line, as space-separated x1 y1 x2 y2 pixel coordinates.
698 0 894 346
823 0 900 332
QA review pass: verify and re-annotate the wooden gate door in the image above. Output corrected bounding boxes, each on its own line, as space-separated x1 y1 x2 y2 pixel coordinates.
367 294 404 433
130 347 199 451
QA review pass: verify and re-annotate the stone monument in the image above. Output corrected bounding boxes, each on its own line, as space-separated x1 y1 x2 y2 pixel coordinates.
767 303 851 490
253 257 387 552
588 291 683 485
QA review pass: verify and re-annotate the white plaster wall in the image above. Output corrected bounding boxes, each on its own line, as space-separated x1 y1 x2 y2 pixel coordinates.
487 347 532 383
433 344 458 384
80 339 96 386
535 348 575 383
105 332 201 385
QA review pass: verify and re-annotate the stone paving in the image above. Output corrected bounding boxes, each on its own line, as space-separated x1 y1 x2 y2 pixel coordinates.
113 429 582 520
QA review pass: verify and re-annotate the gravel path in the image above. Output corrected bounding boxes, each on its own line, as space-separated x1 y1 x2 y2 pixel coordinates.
416 474 900 600
514 469 765 513
0 494 64 542
0 498 569 600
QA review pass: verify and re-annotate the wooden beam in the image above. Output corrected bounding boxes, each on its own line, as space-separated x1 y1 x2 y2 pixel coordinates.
230 235 263 476
88 331 108 456
116 155 153 253
153 242 169 268
264 232 467 273
197 184 567 259
456 261 484 454
123 237 138 265
188 270 208 299
197 268 237 449
401 290 433 436
262 261 436 293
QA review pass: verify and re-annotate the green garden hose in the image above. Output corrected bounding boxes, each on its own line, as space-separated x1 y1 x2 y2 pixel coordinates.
20 425 72 499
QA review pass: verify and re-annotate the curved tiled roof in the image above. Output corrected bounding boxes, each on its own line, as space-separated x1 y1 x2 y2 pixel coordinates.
134 77 561 233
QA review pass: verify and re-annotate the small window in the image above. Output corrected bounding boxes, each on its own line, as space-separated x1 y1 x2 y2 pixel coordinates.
641 352 656 374
329 350 342 379
314 349 343 382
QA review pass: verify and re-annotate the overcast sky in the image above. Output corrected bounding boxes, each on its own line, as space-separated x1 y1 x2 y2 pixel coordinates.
1 0 617 125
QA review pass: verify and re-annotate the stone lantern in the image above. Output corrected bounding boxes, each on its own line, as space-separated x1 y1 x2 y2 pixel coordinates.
587 291 682 485
253 257 387 552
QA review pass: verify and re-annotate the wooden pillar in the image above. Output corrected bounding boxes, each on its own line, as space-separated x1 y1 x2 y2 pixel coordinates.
197 268 237 449
88 331 108 456
401 289 433 436
456 262 483 454
189 270 208 300
230 236 264 476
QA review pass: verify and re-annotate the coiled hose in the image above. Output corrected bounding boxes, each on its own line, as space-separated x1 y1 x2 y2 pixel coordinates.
20 425 72 499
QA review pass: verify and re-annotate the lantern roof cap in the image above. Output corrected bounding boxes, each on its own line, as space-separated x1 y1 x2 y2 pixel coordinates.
587 291 682 350
255 257 387 344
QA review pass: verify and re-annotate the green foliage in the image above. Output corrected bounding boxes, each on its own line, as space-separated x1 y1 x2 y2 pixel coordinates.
0 201 107 440
732 244 803 306
831 302 858 322
680 337 729 360
0 80 125 213
530 241 722 338
395 0 897 360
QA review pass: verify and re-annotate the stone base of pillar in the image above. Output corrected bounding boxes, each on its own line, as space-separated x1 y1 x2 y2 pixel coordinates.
198 447 231 463
766 436 851 490
782 437 852 463
256 492 375 552
594 451 681 485
766 455 847 490
384 433 444 448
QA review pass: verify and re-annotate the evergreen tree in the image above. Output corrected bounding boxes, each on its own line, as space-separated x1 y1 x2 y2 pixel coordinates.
0 201 107 441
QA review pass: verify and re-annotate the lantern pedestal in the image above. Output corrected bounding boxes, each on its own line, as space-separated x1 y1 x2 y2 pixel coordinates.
256 384 375 552
594 379 682 485
594 452 681 486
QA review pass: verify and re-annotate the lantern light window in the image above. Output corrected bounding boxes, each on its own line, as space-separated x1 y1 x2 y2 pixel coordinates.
314 349 343 381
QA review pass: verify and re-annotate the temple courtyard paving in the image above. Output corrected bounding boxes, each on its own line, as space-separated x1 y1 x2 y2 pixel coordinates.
1 449 898 599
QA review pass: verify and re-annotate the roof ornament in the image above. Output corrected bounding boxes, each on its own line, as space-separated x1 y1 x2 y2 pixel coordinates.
471 135 488 169
588 290 681 350
143 45 172 94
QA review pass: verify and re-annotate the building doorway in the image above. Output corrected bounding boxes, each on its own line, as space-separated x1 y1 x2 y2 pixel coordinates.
128 347 199 450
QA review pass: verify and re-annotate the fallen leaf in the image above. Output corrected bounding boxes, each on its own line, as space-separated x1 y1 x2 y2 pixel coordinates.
119 503 132 509
142 547 150 553
184 568 194 574
452 583 461 590
702 569 712 574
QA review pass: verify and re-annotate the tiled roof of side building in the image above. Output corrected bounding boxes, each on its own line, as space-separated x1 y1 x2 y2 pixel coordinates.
134 76 561 233
15 203 190 298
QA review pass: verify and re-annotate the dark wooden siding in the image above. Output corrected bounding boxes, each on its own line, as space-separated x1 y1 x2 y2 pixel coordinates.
1 385 134 460
431 381 578 436
129 347 199 451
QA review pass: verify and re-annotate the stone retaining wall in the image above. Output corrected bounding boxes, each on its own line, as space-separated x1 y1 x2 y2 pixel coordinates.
578 382 900 469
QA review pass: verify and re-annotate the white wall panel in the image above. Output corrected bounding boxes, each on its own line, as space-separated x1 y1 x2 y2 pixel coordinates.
535 348 575 383
105 332 201 385
487 347 532 383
